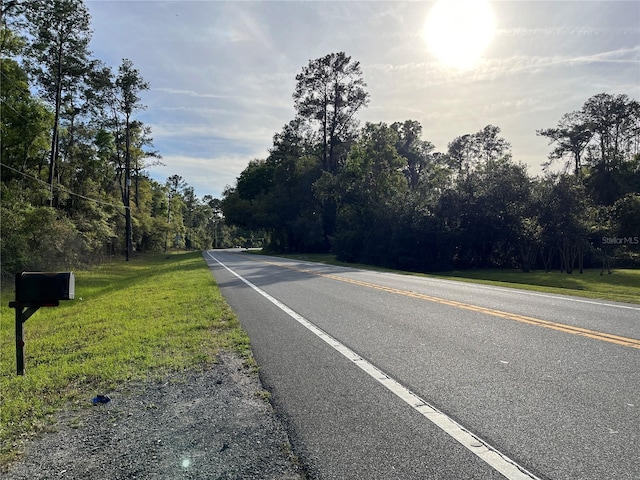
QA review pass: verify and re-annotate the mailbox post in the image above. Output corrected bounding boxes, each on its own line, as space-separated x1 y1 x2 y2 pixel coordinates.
8 272 75 375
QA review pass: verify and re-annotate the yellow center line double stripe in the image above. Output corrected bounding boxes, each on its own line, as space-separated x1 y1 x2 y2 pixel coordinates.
262 259 640 350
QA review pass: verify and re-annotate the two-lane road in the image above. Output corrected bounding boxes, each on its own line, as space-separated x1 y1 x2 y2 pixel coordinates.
204 250 640 480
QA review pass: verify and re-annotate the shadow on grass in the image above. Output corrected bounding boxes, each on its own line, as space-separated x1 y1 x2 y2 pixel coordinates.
76 252 207 300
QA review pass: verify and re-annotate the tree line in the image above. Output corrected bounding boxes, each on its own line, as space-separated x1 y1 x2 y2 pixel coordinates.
2 1 638 276
222 52 640 273
1 0 249 276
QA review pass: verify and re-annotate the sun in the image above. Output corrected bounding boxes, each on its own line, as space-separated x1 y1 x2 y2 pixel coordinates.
423 0 496 70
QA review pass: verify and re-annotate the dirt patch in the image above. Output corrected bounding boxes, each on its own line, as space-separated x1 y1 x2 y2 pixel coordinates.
3 352 305 480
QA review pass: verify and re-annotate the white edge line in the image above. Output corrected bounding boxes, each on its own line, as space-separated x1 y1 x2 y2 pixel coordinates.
206 251 542 480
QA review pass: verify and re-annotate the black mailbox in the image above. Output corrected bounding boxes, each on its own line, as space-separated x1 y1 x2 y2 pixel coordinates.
10 271 75 375
15 272 75 306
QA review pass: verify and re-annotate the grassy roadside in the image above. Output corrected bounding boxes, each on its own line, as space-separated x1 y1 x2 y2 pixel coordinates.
0 252 250 468
258 252 640 305
426 268 639 304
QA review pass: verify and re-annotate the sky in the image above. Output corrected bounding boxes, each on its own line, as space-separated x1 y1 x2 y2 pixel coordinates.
85 0 640 200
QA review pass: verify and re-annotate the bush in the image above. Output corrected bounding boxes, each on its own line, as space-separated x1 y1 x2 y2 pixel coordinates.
1 205 85 275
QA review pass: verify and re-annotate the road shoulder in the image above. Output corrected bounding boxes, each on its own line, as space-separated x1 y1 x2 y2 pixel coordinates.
3 352 305 480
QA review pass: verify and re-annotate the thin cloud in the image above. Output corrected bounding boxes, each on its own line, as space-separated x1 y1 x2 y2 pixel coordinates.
152 88 235 100
498 26 640 37
461 46 640 81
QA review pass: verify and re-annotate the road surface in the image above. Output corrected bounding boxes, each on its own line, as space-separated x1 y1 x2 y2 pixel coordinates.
204 250 640 480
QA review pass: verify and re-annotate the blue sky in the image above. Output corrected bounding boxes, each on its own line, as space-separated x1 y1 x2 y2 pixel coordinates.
85 0 640 200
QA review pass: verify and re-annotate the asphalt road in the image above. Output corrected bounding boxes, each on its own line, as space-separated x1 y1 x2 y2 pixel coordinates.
204 250 640 480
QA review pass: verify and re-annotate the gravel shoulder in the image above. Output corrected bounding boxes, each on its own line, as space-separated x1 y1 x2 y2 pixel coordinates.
3 352 305 480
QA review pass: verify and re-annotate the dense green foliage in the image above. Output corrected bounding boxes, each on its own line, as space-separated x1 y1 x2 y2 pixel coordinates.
223 54 640 272
1 1 247 276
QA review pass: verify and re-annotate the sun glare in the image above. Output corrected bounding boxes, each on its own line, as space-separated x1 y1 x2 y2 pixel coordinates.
423 0 496 70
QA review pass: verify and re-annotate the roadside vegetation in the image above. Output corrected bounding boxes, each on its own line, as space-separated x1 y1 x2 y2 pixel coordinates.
2 2 637 279
429 268 640 304
1 1 261 279
0 252 250 468
265 252 640 305
223 52 639 273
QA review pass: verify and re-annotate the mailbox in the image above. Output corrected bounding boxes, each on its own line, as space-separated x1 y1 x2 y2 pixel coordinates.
15 272 75 306
10 271 75 375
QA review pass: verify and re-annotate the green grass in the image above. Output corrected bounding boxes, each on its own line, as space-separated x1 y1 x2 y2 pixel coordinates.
429 268 640 304
0 252 250 468
256 252 640 305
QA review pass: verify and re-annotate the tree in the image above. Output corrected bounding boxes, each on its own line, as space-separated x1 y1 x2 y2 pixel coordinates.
583 93 639 171
438 156 531 269
582 93 640 205
115 58 149 260
201 196 226 248
179 186 210 250
447 133 474 173
539 93 640 205
164 174 186 251
292 52 369 247
536 174 593 273
293 52 369 174
266 120 324 252
474 125 512 163
23 0 93 203
537 111 592 175
447 125 511 174
391 120 436 191
331 123 407 264
0 56 53 178
0 0 197 271
223 119 328 253
1 0 26 56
